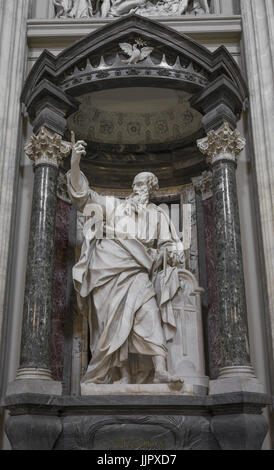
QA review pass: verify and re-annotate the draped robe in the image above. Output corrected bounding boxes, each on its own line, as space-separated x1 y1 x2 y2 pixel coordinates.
67 171 184 383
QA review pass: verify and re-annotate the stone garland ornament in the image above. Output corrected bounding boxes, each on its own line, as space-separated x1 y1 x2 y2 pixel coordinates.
53 0 210 18
197 122 246 165
24 127 72 167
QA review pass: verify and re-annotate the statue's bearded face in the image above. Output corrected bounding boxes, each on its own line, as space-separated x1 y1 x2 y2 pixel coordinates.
131 172 159 205
132 177 150 201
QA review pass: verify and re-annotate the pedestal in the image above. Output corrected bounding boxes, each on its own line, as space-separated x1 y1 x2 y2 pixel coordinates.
3 393 270 450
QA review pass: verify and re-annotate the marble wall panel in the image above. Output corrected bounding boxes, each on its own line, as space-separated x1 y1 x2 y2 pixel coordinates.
203 196 220 379
51 198 71 381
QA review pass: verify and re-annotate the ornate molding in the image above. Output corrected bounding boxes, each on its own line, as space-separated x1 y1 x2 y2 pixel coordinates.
197 122 246 165
25 127 72 167
61 51 209 94
192 170 213 200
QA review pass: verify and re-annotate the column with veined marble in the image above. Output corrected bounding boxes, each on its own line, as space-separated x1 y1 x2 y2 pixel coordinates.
7 127 72 395
197 122 264 394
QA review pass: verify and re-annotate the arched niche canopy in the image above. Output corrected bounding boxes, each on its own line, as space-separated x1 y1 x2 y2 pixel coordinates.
21 14 248 189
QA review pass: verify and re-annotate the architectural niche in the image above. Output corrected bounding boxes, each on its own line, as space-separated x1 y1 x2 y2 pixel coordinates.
2 13 270 451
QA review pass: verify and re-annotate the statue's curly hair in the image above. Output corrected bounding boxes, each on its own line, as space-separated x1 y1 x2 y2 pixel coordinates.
133 172 159 193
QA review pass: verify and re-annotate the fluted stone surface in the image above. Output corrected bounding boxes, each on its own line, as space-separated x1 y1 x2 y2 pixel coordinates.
0 0 30 395
241 0 274 389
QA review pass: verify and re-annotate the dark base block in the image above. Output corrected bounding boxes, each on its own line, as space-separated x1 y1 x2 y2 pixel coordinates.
3 393 271 450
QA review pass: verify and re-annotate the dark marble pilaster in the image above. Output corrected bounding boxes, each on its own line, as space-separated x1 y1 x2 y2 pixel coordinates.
14 128 72 386
197 123 257 385
51 198 72 382
203 196 221 379
192 171 221 379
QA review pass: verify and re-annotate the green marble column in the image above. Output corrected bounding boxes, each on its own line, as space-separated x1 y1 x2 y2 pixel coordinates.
197 123 260 388
16 128 72 385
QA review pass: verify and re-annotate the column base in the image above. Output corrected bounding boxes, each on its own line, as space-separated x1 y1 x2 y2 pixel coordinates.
209 366 265 395
6 368 62 396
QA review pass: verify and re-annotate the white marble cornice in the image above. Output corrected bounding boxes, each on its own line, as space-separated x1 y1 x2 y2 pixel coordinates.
26 16 243 50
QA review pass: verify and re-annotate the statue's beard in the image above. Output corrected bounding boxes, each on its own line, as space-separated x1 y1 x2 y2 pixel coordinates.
128 188 150 206
122 188 150 215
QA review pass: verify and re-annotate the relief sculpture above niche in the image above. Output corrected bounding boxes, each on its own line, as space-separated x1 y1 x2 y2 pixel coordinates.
54 0 210 18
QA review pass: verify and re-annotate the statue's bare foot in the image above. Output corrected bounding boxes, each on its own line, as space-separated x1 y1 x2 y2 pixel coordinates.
153 370 168 384
154 371 184 385
113 377 131 385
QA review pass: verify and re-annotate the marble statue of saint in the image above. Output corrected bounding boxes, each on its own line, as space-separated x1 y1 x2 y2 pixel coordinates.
67 140 185 385
54 0 93 18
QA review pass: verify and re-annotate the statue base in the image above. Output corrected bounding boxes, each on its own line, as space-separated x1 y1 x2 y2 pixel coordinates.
80 377 209 396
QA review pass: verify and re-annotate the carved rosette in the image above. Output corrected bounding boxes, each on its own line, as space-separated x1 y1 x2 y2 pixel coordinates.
197 123 246 165
25 127 72 168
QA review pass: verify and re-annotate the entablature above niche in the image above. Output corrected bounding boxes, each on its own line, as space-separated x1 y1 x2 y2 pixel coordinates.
23 14 247 109
27 15 243 55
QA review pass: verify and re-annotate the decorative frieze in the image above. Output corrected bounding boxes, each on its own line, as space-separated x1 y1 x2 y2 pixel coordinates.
197 122 246 165
53 0 211 19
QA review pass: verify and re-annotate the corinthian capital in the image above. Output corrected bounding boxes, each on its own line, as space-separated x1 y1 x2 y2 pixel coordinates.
25 127 72 167
197 122 246 165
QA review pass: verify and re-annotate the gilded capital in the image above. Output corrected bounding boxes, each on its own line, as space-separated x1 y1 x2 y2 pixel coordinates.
197 122 246 165
25 127 72 167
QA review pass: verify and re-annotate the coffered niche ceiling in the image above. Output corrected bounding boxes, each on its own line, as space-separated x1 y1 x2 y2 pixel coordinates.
67 88 204 189
68 89 202 145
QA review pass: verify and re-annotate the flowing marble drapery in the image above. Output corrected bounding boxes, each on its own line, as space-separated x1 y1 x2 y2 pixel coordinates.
67 171 184 383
